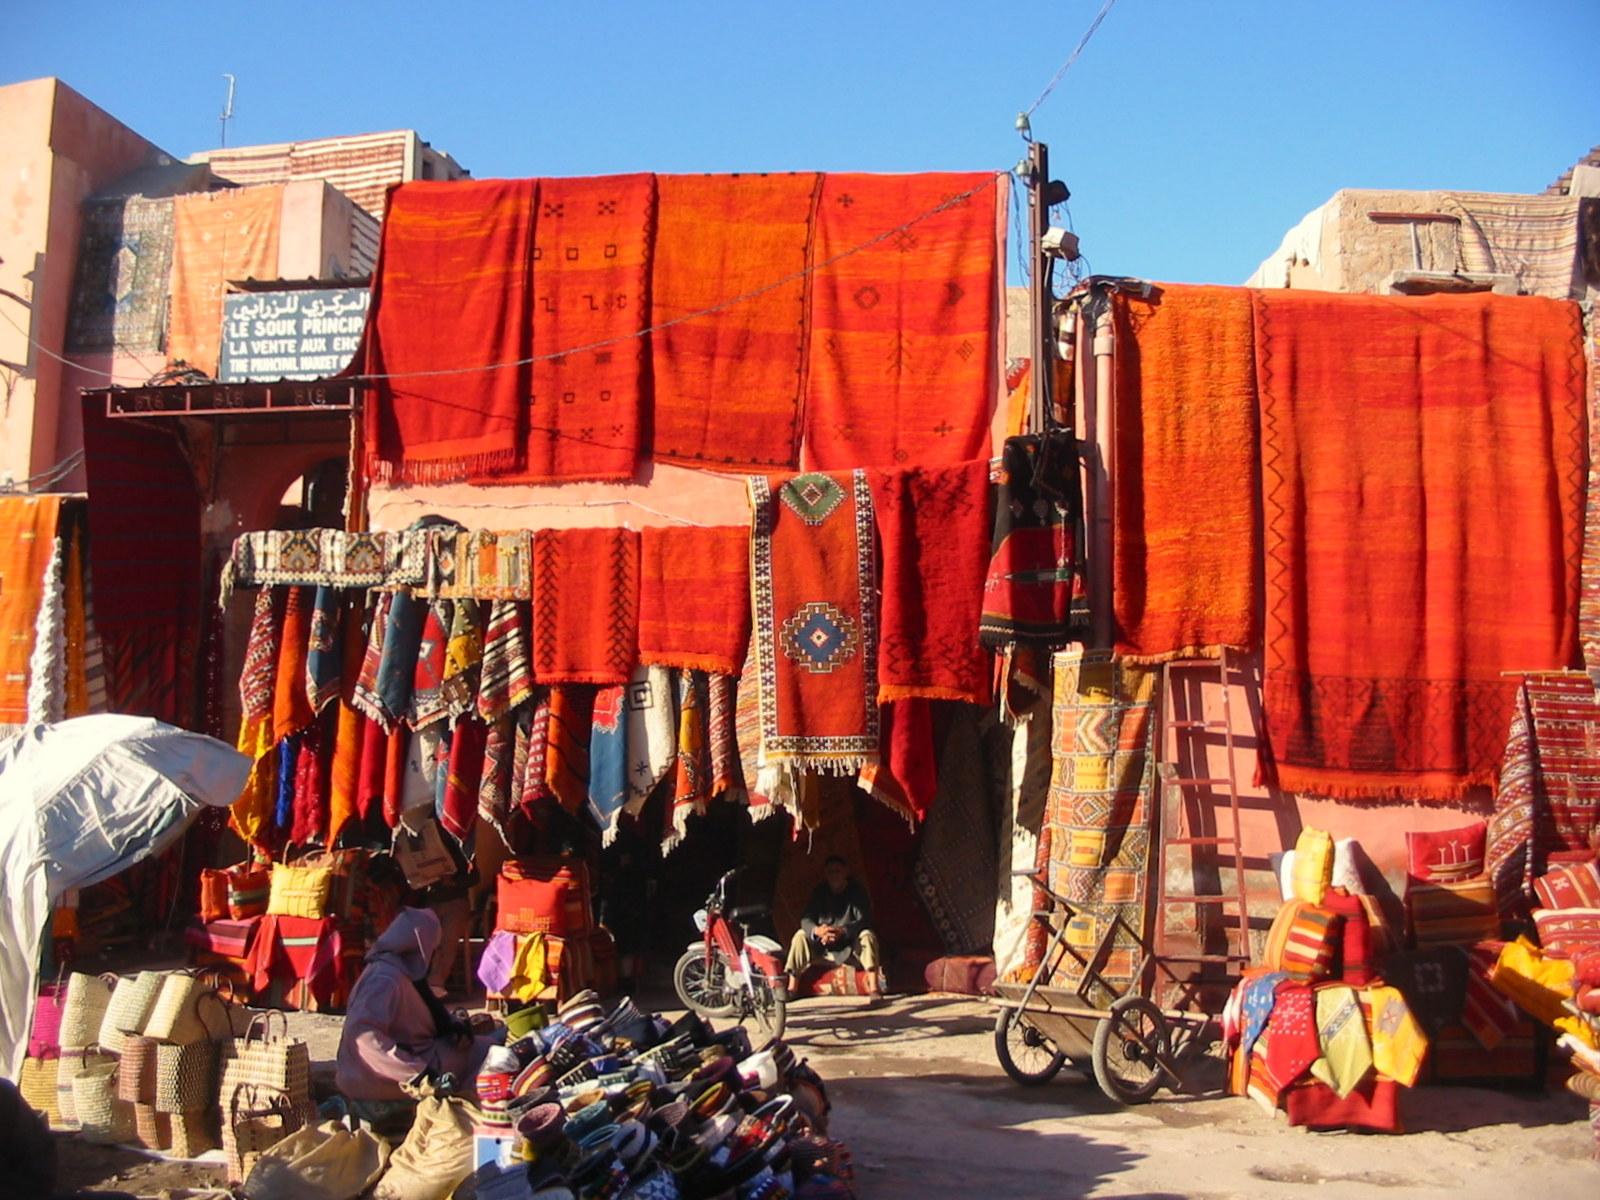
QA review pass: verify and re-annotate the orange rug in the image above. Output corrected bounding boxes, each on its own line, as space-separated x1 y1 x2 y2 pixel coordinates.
637 525 751 675
532 528 639 684
0 495 63 722
490 173 655 484
168 186 283 378
1255 291 1587 799
1111 283 1258 661
651 173 819 470
363 179 538 482
804 172 1001 469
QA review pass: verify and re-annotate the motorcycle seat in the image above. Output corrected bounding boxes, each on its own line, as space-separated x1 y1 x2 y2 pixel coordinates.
730 904 769 922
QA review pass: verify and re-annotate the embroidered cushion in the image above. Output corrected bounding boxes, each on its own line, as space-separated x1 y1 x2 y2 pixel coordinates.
1531 907 1600 957
1405 821 1487 883
1532 860 1600 911
1406 877 1499 946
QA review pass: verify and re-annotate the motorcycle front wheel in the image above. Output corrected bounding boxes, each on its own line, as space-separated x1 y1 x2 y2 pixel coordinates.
740 973 787 1041
673 947 737 1017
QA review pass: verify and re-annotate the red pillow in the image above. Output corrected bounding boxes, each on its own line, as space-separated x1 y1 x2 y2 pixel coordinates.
1405 822 1486 883
1532 908 1600 957
1532 861 1600 910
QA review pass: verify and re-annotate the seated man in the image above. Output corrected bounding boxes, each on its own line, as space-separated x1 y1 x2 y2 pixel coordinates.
335 907 492 1132
785 856 884 994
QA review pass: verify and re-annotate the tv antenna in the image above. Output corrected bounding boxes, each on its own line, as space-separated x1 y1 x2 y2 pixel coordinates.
219 74 236 147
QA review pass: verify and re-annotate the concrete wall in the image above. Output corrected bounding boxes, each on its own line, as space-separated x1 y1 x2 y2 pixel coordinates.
0 79 169 488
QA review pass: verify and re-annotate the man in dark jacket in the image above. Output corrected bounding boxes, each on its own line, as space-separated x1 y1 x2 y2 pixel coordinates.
785 855 883 992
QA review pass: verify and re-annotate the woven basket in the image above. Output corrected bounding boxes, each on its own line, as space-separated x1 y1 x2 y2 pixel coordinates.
28 970 68 1060
55 1049 94 1126
99 970 166 1054
145 972 212 1046
73 1052 135 1145
155 1038 219 1114
219 1011 312 1109
133 1102 171 1151
58 972 116 1052
171 1109 218 1158
116 1035 159 1103
224 1084 300 1184
19 1056 61 1127
267 857 334 919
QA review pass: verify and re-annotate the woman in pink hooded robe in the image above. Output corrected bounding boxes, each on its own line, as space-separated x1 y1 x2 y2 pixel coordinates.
336 907 490 1102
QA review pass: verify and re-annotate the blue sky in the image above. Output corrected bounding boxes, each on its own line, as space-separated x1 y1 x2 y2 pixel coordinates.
6 0 1595 284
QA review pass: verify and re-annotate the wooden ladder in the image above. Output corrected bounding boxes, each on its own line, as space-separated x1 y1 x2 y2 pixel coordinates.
1150 647 1252 1006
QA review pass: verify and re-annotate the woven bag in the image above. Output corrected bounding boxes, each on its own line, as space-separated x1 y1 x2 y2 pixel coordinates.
133 1102 171 1151
199 867 231 923
224 1011 312 1104
19 1056 61 1126
145 971 212 1045
55 1049 95 1126
171 1108 219 1158
27 969 68 1060
267 856 335 919
116 1035 160 1103
99 970 167 1054
58 972 117 1052
73 1050 135 1144
225 1084 301 1184
155 1038 220 1114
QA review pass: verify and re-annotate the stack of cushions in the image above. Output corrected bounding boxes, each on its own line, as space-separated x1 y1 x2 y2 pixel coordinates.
1529 860 1600 1021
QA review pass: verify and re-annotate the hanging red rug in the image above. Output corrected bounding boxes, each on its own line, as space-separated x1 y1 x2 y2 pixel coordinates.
637 525 751 675
532 528 639 685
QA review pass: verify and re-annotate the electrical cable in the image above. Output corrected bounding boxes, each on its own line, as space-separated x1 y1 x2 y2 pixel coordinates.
1021 0 1120 121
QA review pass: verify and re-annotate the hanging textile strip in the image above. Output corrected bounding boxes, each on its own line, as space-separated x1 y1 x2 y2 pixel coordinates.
227 530 389 597
625 666 678 815
857 698 936 827
350 591 393 727
978 431 1077 650
1487 673 1600 913
355 714 387 824
478 601 533 722
1111 283 1258 662
478 714 516 850
707 672 742 797
650 172 819 470
0 495 64 723
441 599 485 722
869 459 992 703
362 179 537 483
233 587 286 848
409 600 452 730
169 186 283 378
327 601 369 846
289 716 330 847
589 685 629 844
668 670 712 849
63 525 88 717
1255 290 1585 800
532 528 640 685
545 686 595 816
304 586 344 715
382 723 412 829
275 734 301 832
636 525 751 675
804 172 1000 470
485 173 656 484
749 470 880 787
913 707 998 954
375 592 427 727
1579 320 1600 687
425 529 533 600
520 693 553 811
26 534 66 724
1044 647 1160 997
273 587 317 741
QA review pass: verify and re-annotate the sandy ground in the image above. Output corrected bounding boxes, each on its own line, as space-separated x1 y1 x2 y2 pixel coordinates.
53 992 1598 1199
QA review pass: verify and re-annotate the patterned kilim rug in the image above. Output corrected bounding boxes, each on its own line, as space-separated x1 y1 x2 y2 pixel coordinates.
1044 647 1160 1000
67 196 175 353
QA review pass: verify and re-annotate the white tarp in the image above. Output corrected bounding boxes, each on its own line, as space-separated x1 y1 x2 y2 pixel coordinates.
0 715 249 1078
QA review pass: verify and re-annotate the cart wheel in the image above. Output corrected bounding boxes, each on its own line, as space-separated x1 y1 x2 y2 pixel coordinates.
1092 995 1170 1105
994 1006 1067 1086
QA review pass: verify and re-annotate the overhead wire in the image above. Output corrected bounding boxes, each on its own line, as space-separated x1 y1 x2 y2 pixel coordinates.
1021 0 1120 121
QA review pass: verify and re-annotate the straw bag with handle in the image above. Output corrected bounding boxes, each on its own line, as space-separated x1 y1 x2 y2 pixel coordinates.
99 969 167 1054
220 1011 312 1112
54 1048 101 1126
72 1047 135 1144
145 970 216 1045
19 1056 61 1127
117 1035 160 1103
155 990 232 1114
171 1108 219 1158
224 1083 302 1184
58 972 117 1052
28 968 68 1060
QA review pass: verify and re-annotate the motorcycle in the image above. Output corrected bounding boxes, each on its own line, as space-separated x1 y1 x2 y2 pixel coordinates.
673 868 788 1040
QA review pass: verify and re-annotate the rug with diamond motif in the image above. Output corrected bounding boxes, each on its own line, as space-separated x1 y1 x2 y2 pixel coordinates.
749 470 880 783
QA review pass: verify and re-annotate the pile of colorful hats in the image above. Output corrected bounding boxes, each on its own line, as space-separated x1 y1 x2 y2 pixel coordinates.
472 991 854 1199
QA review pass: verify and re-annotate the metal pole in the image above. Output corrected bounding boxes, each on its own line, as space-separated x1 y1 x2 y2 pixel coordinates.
1027 141 1052 433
